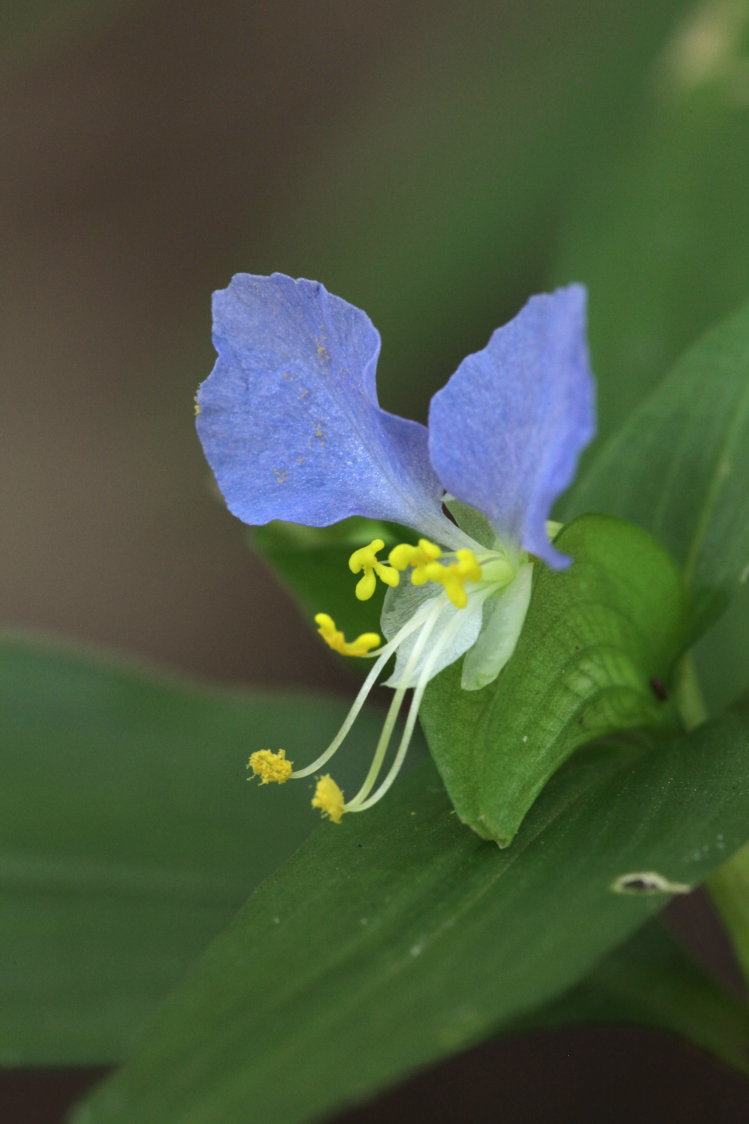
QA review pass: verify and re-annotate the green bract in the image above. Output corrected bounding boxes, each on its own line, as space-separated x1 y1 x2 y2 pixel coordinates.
421 514 687 845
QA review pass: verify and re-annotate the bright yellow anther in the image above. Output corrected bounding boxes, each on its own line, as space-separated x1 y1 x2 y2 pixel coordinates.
311 774 345 823
314 612 381 657
388 538 441 570
348 538 399 601
248 749 294 784
423 548 483 609
455 548 483 581
388 543 413 570
389 538 443 588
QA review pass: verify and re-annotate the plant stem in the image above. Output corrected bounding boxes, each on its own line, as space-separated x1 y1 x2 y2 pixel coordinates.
676 653 749 993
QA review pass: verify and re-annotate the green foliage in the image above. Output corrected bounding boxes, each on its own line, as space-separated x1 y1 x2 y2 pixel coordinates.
552 2 749 712
9 5 749 1115
516 919 749 1078
567 297 749 641
421 515 686 845
0 637 396 1065
72 694 749 1124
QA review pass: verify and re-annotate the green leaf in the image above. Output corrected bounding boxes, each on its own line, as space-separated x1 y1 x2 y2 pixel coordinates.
517 920 749 1079
71 693 749 1124
0 635 395 1065
420 514 687 846
567 297 749 641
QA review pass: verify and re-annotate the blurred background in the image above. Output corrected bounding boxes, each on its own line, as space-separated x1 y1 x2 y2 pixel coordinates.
3 0 749 1119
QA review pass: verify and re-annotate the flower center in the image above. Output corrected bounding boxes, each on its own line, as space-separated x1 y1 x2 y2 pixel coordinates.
247 532 520 822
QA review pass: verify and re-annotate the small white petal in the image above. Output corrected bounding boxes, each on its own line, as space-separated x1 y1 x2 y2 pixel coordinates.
460 562 534 691
381 582 486 689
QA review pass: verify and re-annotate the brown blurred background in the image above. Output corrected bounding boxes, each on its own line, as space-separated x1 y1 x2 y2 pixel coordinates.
4 1 749 1120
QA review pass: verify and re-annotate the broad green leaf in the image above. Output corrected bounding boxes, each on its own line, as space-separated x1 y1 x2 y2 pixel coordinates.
71 694 749 1124
420 514 686 846
0 635 394 1065
516 920 749 1079
566 298 749 641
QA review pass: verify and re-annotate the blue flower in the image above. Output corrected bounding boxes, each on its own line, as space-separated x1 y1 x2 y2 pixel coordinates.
196 273 595 821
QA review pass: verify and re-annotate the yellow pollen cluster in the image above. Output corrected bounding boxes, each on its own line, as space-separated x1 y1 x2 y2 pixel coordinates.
314 613 381 657
348 539 400 600
248 748 294 784
388 538 483 608
311 774 345 823
423 548 483 608
389 538 443 585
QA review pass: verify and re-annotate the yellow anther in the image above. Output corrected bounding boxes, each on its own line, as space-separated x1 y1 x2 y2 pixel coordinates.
388 543 414 571
388 538 441 570
312 774 345 823
423 548 483 609
314 612 381 657
455 548 483 581
248 749 294 784
348 539 400 601
389 538 443 588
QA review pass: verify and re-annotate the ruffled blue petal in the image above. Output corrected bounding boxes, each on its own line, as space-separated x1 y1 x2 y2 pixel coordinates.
196 274 451 538
427 285 595 568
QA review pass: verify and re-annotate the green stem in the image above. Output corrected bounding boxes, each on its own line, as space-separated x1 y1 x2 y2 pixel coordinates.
707 846 749 989
672 652 708 732
675 653 749 992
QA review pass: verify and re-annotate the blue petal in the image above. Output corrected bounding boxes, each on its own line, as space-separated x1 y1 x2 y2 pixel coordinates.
427 285 595 568
196 274 451 538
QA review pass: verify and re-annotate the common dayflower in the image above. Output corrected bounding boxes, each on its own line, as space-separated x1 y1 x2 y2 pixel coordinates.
196 273 595 822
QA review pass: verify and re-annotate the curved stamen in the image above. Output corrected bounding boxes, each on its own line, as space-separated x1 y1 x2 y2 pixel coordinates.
342 595 444 809
290 596 440 779
348 609 466 812
348 538 400 601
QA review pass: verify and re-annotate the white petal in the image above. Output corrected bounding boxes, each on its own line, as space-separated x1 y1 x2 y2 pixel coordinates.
460 562 534 691
380 581 486 689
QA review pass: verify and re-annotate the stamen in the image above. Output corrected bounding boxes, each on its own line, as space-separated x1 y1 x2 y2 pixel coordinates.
423 548 483 608
348 538 400 601
311 775 345 823
389 539 488 603
348 609 466 812
248 748 294 784
388 538 442 580
248 531 528 821
314 612 381 657
290 600 436 780
341 597 443 812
